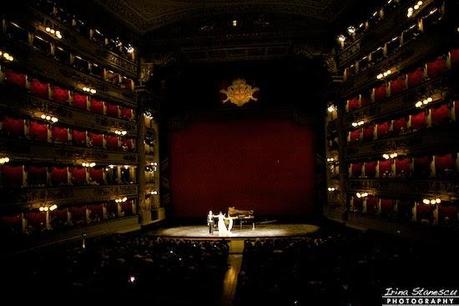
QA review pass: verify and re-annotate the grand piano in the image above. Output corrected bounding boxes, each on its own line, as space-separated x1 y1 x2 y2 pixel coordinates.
227 206 255 230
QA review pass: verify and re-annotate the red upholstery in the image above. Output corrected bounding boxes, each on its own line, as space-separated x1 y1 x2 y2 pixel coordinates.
366 197 378 215
52 86 69 103
410 111 426 130
72 93 88 110
439 205 458 223
380 199 396 213
89 132 104 147
1 117 25 136
25 211 46 229
431 104 450 126
89 168 104 184
29 79 49 99
360 94 371 107
51 126 68 142
373 84 387 102
120 107 133 120
390 76 406 96
29 121 48 142
414 156 432 176
69 206 86 224
451 48 459 68
407 67 425 88
350 162 363 177
72 129 86 146
364 161 377 178
417 204 434 222
122 138 135 151
50 166 68 185
1 165 23 187
392 117 407 135
362 125 375 141
27 166 47 186
105 135 119 150
106 103 119 117
435 154 456 174
349 129 361 142
87 204 103 221
70 167 87 185
378 160 392 177
426 57 447 78
376 121 391 138
395 158 411 176
5 70 27 87
352 197 363 212
90 98 104 114
347 97 360 111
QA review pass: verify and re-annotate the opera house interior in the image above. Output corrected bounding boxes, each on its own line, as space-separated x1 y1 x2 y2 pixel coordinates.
1 0 459 305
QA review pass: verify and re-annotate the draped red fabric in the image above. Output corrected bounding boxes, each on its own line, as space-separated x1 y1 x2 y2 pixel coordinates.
25 211 46 229
362 125 375 141
72 129 86 146
5 70 27 87
105 135 119 150
70 167 87 184
439 205 458 223
413 156 432 176
69 206 86 224
1 117 25 136
364 161 377 178
392 117 407 135
29 121 48 142
50 167 68 185
407 67 425 88
360 94 371 107
352 197 363 212
451 48 459 68
1 165 23 186
417 204 434 222
366 197 378 215
52 86 69 103
120 107 133 120
89 168 104 184
351 162 363 177
72 93 88 110
426 57 447 78
395 158 412 176
410 111 426 130
435 154 456 173
431 104 450 126
106 103 119 117
51 126 68 142
373 84 387 102
349 129 361 142
376 121 391 138
378 160 392 177
347 97 360 111
29 79 49 99
89 132 104 147
27 166 47 186
380 199 396 213
121 138 135 151
90 98 104 114
390 76 406 96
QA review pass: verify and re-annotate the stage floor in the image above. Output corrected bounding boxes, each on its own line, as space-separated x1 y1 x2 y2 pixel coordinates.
153 223 320 238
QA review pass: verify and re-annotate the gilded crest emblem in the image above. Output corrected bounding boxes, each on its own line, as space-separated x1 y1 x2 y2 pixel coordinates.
220 79 259 107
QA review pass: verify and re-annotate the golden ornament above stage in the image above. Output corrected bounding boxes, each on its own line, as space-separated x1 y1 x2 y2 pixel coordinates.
220 79 259 107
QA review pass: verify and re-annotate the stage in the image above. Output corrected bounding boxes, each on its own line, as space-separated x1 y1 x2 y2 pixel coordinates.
152 223 320 239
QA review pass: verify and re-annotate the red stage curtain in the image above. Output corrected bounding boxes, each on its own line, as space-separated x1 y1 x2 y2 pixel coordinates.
376 121 391 138
89 168 104 184
121 138 135 151
393 117 408 135
426 57 447 78
362 125 375 142
72 129 86 146
373 84 387 102
413 156 432 177
395 158 412 176
350 162 363 177
105 135 119 150
410 111 426 130
431 104 450 126
89 132 104 147
27 166 47 186
407 67 425 88
451 48 459 68
90 98 104 114
349 129 361 142
120 107 133 120
435 154 456 175
106 103 119 117
390 76 406 96
50 166 68 185
52 86 69 103
51 126 68 143
1 117 25 136
347 97 360 111
29 79 49 99
29 121 48 142
364 161 377 178
25 211 46 230
70 167 87 185
366 197 378 215
1 165 23 187
379 160 392 177
5 70 27 88
72 93 88 110
417 204 434 223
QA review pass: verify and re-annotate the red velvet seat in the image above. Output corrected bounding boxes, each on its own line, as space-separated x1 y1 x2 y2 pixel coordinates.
50 166 68 185
347 97 360 112
373 84 387 102
89 168 104 184
27 166 47 186
378 160 392 177
410 111 426 130
407 67 425 88
29 79 49 99
70 167 87 185
5 70 27 88
72 129 87 146
451 48 459 68
364 161 377 178
52 86 69 103
106 103 119 117
435 153 456 176
349 129 361 142
1 165 24 187
430 104 450 126
365 197 378 215
120 107 133 120
51 126 69 143
376 121 391 138
29 121 48 142
392 117 408 135
426 57 447 78
89 132 104 147
395 158 412 176
90 98 105 114
362 125 375 142
105 135 119 150
1 117 25 137
350 162 363 177
390 76 406 96
72 93 88 110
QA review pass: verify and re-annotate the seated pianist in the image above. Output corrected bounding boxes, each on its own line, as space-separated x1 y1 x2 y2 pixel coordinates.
227 206 255 230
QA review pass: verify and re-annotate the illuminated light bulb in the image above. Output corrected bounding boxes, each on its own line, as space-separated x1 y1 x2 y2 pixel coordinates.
435 198 441 204
55 30 61 37
327 105 335 113
123 197 127 202
232 19 238 27
45 115 51 121
43 206 49 211
377 73 384 79
352 122 357 127
41 114 46 119
126 46 134 54
90 162 96 167
0 51 2 57
129 276 136 284
50 29 55 34
415 101 423 108
414 4 420 10
417 1 423 5
422 99 429 105
422 199 430 204
90 88 96 94
427 97 433 103
356 192 361 198
383 154 389 159
45 27 51 32
39 207 44 212
347 26 356 34
124 165 129 169
429 199 436 205
51 117 58 123
338 35 346 42
109 164 114 168
3 52 10 59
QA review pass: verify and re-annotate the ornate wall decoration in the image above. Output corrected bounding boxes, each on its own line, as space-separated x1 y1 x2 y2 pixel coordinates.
220 79 259 107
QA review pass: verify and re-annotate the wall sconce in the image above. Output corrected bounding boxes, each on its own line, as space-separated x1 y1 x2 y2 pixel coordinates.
351 120 365 127
82 162 96 168
376 69 393 80
407 1 423 18
327 105 337 113
39 204 57 212
114 130 127 136
82 86 97 94
382 153 398 159
40 113 59 123
415 96 433 108
0 50 14 62
0 156 10 164
356 192 369 198
328 187 337 192
422 198 441 205
115 197 128 203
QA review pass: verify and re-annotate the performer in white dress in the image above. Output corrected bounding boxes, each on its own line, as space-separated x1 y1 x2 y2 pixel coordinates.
217 212 228 236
